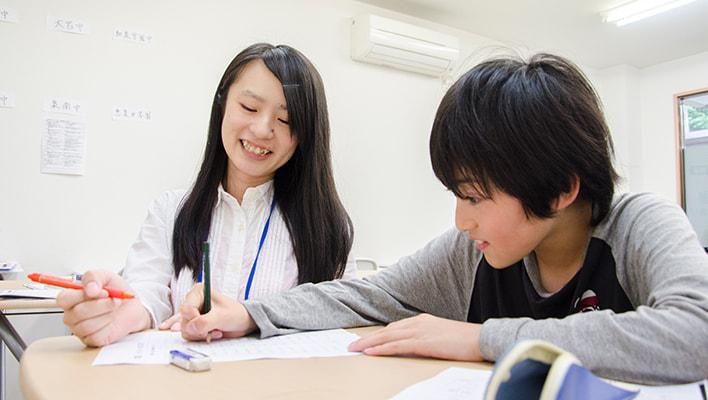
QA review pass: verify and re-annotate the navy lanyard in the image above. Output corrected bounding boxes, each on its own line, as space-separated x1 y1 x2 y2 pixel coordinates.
244 197 276 300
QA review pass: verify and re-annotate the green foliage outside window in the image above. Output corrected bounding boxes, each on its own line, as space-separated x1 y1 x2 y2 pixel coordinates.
688 106 708 131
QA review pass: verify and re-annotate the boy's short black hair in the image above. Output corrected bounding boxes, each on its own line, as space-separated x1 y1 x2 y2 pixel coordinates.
430 53 618 225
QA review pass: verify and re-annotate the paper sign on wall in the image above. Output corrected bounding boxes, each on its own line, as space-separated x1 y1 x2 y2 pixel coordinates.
0 7 18 23
112 106 152 121
113 28 153 45
41 98 86 176
0 92 16 108
48 98 82 115
47 16 90 34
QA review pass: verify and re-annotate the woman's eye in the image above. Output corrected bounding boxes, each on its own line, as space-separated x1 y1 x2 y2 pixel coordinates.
278 118 289 125
240 104 256 112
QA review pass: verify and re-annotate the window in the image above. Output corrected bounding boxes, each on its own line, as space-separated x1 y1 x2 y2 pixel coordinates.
676 89 708 251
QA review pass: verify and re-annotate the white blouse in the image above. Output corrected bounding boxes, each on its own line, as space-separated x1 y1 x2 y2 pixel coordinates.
121 181 355 326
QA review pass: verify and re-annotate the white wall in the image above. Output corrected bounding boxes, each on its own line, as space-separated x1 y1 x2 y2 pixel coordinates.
594 50 708 203
0 0 500 278
591 65 641 194
638 51 708 201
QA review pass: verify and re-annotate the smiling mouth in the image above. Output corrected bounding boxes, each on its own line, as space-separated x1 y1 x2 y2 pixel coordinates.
476 240 490 251
241 140 272 156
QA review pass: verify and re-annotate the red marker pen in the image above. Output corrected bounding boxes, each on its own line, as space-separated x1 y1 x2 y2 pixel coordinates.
27 273 135 299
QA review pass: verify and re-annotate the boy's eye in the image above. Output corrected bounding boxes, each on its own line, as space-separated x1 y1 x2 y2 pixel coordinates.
240 104 256 112
448 189 482 205
463 196 480 205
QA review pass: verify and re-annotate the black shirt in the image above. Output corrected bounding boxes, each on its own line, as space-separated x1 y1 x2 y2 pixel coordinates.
468 238 634 323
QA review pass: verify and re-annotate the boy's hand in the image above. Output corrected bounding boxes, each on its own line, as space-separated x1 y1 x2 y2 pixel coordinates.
179 284 257 341
347 314 483 361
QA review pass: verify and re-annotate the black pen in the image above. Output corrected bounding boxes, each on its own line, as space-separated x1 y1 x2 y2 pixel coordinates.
201 241 211 314
200 241 213 343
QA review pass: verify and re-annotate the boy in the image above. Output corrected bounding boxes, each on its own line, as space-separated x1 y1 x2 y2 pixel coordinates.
178 53 708 384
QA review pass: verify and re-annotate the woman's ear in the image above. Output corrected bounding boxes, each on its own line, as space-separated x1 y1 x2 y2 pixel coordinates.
552 175 581 211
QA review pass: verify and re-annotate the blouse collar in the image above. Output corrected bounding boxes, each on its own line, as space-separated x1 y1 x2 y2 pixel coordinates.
217 180 274 209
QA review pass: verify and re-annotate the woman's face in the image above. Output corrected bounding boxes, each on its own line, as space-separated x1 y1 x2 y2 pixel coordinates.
221 59 298 189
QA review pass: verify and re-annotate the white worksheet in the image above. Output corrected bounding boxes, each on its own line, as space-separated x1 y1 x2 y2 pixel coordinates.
93 329 361 366
634 380 707 400
0 289 60 299
390 367 492 400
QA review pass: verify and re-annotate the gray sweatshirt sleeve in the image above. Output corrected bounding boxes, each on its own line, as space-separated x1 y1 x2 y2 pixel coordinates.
244 228 479 338
479 193 708 384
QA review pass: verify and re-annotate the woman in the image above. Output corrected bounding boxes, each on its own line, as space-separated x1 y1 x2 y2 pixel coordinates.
57 43 354 347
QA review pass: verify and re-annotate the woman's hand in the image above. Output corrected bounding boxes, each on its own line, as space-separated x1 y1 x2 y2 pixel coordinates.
158 314 182 331
347 314 483 361
56 270 151 347
179 284 257 341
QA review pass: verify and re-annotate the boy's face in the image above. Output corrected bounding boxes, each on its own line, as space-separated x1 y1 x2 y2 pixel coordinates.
454 184 555 269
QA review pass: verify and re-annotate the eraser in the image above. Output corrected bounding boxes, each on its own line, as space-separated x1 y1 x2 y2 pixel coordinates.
169 348 211 372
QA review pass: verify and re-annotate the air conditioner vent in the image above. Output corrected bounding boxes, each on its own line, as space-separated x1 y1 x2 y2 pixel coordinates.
351 14 460 77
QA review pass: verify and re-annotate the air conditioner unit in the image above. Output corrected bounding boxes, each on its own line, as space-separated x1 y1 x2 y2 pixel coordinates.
351 14 460 78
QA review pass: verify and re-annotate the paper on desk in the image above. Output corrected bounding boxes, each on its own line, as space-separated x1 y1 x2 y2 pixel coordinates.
0 289 61 299
0 261 22 272
633 380 707 400
93 329 361 366
389 367 492 400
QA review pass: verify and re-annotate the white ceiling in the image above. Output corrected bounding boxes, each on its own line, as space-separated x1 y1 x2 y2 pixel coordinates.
358 0 708 69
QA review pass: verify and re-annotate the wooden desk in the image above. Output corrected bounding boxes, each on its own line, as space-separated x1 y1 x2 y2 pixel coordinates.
21 327 492 400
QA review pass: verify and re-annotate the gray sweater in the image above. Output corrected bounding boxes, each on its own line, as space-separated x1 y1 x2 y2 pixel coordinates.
244 192 708 384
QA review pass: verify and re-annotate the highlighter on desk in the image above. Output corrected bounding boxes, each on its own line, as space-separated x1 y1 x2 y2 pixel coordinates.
27 273 135 299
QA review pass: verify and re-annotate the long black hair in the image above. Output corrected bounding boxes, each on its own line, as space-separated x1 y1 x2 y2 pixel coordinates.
430 53 618 225
172 43 353 283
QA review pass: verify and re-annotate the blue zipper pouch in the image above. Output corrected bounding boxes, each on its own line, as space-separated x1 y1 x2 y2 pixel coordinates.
484 340 638 400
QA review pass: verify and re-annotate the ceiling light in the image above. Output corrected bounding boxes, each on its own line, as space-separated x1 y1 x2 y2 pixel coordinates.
603 0 696 26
